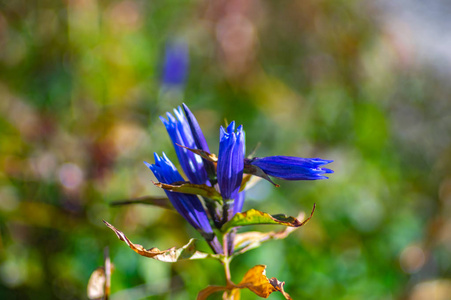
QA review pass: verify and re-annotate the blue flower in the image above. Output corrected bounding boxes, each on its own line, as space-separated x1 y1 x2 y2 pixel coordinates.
160 107 209 185
217 122 245 201
182 104 216 179
161 40 189 88
233 191 245 215
145 153 222 253
249 156 333 180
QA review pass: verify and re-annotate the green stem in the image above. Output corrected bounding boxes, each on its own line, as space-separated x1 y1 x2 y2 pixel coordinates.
222 234 233 285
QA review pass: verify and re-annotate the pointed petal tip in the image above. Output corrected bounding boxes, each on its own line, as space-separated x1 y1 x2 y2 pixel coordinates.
226 121 236 133
159 115 168 124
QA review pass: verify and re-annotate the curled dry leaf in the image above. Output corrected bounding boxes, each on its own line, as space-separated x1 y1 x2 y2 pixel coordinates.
103 221 221 262
153 181 223 203
87 267 105 300
221 204 315 233
197 265 292 300
87 247 113 300
268 277 291 300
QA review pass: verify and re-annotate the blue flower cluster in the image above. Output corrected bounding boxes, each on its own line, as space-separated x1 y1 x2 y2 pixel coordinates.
145 104 333 254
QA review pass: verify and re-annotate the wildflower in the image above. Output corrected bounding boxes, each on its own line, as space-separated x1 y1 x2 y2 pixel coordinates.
248 156 333 180
145 153 222 254
160 107 209 185
182 104 216 179
161 40 189 88
217 122 245 202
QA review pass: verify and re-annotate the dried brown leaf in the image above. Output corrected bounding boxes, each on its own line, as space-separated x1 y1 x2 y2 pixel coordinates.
197 265 291 300
103 221 220 262
87 267 105 300
87 247 113 300
197 285 230 300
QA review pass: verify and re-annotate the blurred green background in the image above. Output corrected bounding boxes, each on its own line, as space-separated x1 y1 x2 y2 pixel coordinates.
1 0 451 299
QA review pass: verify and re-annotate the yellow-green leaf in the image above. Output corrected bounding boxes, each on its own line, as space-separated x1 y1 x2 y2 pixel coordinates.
221 204 315 232
232 212 307 256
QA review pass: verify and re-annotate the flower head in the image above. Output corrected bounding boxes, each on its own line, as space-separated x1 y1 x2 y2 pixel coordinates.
161 40 189 88
217 122 245 201
182 104 216 179
160 107 209 185
249 156 333 180
144 153 222 253
145 153 211 232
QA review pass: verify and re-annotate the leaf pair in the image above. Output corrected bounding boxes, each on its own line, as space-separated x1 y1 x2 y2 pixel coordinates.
103 204 315 262
197 265 292 300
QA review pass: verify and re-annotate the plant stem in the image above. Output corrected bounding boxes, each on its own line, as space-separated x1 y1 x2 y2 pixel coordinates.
222 256 234 300
222 234 233 285
223 257 232 284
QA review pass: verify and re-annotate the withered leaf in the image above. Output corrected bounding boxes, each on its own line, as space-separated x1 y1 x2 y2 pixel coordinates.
153 181 223 203
103 221 221 262
197 265 292 300
87 247 113 300
221 205 315 233
87 267 105 300
196 285 230 300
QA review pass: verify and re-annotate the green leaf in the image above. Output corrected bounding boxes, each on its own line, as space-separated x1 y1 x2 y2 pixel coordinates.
103 221 222 262
109 196 173 210
221 204 315 232
232 213 305 257
153 181 223 203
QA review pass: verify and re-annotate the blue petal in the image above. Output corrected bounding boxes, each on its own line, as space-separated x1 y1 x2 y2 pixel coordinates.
144 154 214 235
161 40 189 87
233 191 245 216
160 108 209 185
217 123 245 200
250 156 334 180
182 103 211 153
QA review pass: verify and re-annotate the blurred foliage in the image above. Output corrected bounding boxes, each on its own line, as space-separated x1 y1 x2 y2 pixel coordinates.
1 0 451 299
